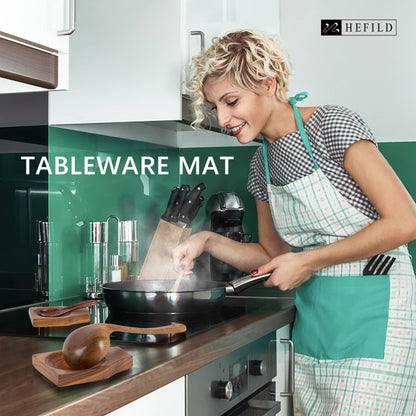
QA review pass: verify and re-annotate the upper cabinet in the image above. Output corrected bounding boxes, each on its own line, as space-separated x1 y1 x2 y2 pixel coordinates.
49 0 184 125
0 0 71 93
45 0 279 125
49 0 280 126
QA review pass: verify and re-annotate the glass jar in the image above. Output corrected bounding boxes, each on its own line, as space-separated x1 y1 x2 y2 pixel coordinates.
118 220 139 281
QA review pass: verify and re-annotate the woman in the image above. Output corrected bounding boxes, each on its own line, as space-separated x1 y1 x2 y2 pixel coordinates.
173 29 416 414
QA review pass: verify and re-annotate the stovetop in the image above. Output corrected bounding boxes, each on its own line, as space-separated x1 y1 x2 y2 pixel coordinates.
0 295 277 345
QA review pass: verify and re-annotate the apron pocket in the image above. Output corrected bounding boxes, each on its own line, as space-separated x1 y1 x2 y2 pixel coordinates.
292 275 390 360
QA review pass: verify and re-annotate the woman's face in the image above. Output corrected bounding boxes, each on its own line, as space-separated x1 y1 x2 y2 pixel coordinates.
204 77 275 144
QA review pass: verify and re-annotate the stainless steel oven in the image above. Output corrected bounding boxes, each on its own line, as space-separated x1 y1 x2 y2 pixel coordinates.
186 331 282 416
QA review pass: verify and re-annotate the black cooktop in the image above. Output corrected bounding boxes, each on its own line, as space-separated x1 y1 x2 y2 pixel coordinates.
0 295 277 345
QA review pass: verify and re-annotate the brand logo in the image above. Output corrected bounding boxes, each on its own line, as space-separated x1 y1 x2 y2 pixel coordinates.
321 19 397 36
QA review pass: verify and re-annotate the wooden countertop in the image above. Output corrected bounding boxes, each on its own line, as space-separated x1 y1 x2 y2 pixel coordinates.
0 298 295 416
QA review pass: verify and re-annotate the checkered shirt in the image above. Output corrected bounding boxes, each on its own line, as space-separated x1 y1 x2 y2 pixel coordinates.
247 105 379 220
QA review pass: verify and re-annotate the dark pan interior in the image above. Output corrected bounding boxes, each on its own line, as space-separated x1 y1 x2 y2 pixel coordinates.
103 279 228 293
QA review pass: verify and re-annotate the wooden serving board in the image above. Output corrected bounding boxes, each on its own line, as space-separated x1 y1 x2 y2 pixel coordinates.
32 347 133 387
28 307 91 327
140 219 191 280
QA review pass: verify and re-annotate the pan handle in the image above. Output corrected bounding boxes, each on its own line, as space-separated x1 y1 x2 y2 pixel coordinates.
225 273 272 295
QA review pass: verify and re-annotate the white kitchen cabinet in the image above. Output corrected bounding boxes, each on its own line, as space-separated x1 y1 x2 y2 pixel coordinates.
49 0 281 126
106 377 185 416
0 0 70 93
49 0 183 125
275 324 294 416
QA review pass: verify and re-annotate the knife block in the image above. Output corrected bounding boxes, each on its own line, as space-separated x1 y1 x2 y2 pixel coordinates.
140 219 191 280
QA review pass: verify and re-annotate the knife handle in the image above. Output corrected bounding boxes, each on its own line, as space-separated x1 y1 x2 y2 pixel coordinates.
177 183 206 227
170 184 191 222
161 186 181 222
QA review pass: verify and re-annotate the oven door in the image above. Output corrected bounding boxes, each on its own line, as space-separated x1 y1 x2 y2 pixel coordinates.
186 332 279 416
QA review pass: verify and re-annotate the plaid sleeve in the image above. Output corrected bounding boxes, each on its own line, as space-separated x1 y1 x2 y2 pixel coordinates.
247 146 269 202
322 106 377 165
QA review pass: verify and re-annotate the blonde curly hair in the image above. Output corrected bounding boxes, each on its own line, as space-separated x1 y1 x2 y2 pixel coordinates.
187 29 292 129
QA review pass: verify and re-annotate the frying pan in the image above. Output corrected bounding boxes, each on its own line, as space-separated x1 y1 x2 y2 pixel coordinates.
102 273 271 315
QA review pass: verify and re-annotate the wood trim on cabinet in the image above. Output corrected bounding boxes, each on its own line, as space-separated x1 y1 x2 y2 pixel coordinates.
0 36 58 89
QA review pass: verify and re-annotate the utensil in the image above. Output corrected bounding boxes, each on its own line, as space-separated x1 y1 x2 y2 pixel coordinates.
103 272 272 315
37 300 98 317
62 322 187 370
363 254 396 275
171 269 185 292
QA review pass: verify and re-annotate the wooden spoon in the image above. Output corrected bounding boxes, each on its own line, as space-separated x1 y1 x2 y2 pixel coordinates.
37 300 98 317
62 322 187 370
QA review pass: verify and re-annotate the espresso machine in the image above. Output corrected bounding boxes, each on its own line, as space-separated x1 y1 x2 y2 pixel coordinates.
206 192 251 282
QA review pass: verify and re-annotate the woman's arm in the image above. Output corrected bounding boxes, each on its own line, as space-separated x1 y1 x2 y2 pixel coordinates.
172 198 291 273
255 140 416 290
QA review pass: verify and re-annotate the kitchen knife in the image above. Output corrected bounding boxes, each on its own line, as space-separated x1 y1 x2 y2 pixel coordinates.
161 186 181 223
169 184 191 223
176 183 206 228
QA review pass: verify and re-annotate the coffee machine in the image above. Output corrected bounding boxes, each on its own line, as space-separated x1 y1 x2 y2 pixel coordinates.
206 191 251 282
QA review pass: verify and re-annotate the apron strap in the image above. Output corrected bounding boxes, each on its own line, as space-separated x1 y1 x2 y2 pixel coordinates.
262 91 318 185
262 139 271 185
289 92 319 170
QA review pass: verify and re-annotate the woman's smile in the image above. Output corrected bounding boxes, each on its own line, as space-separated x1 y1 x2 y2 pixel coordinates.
204 77 276 144
229 122 246 136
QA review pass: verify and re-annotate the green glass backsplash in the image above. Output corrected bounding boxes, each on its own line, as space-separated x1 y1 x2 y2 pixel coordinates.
46 128 416 300
47 127 258 299
48 127 180 299
179 146 258 237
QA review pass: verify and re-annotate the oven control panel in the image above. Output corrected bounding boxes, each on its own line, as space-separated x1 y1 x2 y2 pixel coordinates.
186 331 277 416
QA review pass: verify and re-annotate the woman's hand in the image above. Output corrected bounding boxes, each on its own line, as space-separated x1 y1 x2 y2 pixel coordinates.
252 251 314 291
172 231 211 273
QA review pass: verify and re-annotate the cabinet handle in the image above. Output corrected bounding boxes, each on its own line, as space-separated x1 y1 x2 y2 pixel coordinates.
280 339 294 397
190 30 206 52
58 0 76 36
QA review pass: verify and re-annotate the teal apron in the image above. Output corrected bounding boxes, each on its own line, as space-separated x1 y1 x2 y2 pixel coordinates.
263 92 416 414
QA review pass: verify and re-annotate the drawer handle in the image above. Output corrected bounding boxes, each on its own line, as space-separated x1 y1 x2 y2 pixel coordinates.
280 339 294 397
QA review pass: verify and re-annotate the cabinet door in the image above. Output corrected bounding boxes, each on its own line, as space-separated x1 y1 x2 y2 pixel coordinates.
49 0 183 125
0 0 69 50
0 0 69 93
275 324 294 416
106 377 185 416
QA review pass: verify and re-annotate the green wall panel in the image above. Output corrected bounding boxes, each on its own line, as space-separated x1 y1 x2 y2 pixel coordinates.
48 127 180 300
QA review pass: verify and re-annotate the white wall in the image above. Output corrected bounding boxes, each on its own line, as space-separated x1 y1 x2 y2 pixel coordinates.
280 0 416 142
